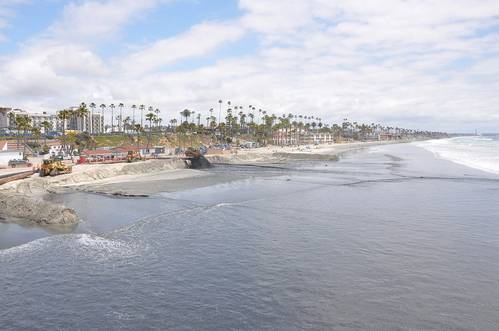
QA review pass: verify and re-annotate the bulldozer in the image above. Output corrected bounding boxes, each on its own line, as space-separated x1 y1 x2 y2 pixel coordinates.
39 160 73 177
126 150 143 163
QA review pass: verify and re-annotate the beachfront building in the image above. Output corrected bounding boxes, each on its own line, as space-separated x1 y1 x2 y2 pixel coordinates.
57 108 104 134
0 140 24 167
273 128 336 146
304 132 335 145
0 108 26 131
29 112 57 133
0 107 12 131
0 107 59 134
273 128 302 146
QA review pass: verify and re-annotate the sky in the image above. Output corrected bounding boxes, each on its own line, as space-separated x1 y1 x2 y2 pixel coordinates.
1 0 499 132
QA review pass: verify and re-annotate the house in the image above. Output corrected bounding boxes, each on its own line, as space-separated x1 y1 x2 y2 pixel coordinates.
0 140 24 167
45 140 73 158
80 149 113 162
118 145 166 157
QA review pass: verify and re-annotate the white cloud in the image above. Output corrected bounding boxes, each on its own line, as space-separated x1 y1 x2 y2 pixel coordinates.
123 21 246 75
1 0 499 131
47 0 164 43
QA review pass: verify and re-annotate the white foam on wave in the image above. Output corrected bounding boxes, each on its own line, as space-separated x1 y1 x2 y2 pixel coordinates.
415 137 499 174
0 233 137 261
0 236 50 258
75 234 130 251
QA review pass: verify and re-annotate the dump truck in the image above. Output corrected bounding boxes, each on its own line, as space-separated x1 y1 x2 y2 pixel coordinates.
39 160 72 177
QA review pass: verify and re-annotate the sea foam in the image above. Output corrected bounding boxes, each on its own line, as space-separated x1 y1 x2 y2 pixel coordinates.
415 136 499 174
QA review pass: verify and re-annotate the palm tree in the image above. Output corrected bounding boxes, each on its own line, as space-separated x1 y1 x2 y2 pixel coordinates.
123 116 131 134
32 127 41 147
154 108 161 131
133 124 143 150
78 102 87 131
16 115 32 156
139 104 145 127
181 109 191 124
218 100 222 125
8 112 16 131
118 103 124 133
89 102 96 134
41 120 51 146
57 109 72 136
99 104 106 133
170 118 177 131
109 104 116 133
131 104 137 125
75 103 89 132
145 112 155 148
145 112 155 133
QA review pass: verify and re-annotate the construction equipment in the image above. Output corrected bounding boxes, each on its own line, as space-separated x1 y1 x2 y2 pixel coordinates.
126 150 143 163
183 148 211 169
39 160 72 177
184 147 202 158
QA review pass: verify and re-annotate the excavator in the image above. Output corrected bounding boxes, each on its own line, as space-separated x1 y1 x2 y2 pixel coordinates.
183 147 211 169
39 160 73 177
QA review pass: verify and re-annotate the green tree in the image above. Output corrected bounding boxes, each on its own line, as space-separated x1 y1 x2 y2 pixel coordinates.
57 109 72 136
180 109 191 124
41 120 51 146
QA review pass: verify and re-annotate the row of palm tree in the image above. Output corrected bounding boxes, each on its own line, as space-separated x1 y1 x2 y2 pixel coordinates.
75 103 161 134
6 98 446 153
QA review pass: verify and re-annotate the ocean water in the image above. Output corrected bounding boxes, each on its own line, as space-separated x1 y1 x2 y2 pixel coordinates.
1 143 499 330
416 136 499 174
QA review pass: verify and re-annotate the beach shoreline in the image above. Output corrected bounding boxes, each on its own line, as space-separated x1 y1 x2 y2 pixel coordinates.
0 139 412 226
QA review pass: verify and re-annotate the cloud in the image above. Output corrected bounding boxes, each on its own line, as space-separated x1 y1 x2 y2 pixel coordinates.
1 0 499 131
123 21 246 75
47 0 164 43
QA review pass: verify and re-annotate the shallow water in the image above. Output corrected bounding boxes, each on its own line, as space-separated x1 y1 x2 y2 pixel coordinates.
1 143 499 330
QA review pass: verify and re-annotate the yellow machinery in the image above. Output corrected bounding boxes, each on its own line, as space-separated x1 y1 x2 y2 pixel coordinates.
39 160 73 177
126 150 143 163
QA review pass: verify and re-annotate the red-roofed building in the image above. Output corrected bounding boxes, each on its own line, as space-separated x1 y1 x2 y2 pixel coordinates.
80 149 113 162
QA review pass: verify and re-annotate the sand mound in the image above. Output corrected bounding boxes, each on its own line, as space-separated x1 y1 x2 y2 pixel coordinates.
0 158 187 225
0 192 78 225
5 158 187 195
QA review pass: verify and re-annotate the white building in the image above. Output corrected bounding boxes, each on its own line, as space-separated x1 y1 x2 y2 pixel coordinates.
0 107 12 130
29 112 58 133
57 108 104 134
0 107 58 134
0 140 24 167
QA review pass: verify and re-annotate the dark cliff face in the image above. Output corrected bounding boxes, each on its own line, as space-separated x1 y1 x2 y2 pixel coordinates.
185 155 212 169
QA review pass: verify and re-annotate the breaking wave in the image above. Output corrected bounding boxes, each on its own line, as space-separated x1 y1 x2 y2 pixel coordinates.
415 136 499 174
